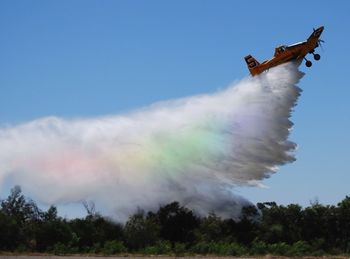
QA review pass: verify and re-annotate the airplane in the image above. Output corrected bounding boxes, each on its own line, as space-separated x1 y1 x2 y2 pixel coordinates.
244 26 324 76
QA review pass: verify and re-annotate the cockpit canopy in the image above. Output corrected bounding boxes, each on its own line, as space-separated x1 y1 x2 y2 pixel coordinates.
274 45 287 56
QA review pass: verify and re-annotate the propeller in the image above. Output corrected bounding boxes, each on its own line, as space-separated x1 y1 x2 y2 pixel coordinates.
318 39 325 51
312 27 325 51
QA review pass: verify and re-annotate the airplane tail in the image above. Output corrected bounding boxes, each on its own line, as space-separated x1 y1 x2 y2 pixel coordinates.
244 55 260 76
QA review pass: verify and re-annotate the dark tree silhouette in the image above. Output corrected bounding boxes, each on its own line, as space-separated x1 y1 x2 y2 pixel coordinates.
123 210 159 250
1 185 350 256
156 201 200 245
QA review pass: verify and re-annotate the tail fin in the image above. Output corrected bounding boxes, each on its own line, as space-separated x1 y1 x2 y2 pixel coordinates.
244 55 261 76
244 55 260 72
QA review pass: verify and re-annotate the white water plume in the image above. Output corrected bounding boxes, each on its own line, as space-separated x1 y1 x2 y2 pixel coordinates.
0 63 303 220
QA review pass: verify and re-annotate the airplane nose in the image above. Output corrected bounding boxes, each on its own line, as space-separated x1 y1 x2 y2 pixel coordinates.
318 26 324 31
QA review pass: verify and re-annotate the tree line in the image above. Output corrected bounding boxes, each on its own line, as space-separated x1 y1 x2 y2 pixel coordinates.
0 185 350 256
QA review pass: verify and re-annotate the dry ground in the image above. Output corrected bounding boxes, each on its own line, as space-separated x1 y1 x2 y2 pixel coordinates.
0 256 349 259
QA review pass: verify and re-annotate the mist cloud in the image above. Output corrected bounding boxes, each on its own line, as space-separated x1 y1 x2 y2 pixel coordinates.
0 63 303 220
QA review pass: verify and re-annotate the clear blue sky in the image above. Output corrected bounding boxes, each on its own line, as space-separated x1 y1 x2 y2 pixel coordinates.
1 0 349 213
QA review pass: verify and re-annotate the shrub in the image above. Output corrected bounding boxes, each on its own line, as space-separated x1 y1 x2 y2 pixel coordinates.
288 240 311 256
51 242 69 255
15 244 28 253
190 241 210 254
190 241 247 256
89 242 101 254
144 241 172 255
102 240 127 255
225 242 247 256
250 240 268 255
174 242 186 256
268 242 290 255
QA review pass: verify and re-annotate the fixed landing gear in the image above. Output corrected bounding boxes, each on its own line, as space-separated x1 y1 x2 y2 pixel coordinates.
313 53 321 60
304 58 312 67
309 50 321 61
304 52 321 68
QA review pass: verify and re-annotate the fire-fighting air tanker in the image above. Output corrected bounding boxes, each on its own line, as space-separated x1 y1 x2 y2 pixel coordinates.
244 26 324 76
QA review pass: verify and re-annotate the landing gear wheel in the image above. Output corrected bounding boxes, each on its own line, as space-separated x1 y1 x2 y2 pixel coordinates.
305 60 312 67
314 54 321 61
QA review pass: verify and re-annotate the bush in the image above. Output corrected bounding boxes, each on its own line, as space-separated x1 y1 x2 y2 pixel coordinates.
268 242 291 255
89 242 101 254
51 242 70 255
224 242 247 256
288 240 312 256
174 242 186 256
190 241 210 254
144 241 172 255
191 241 246 256
102 240 127 255
250 240 268 255
15 244 28 253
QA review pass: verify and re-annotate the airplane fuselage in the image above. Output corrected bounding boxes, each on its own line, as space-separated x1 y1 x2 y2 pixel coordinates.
245 26 324 76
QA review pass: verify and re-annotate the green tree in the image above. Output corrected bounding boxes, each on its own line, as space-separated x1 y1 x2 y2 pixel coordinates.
302 202 334 250
336 196 350 251
257 202 302 244
69 214 123 250
156 202 200 245
124 210 159 250
195 213 224 242
35 206 73 251
1 186 41 225
0 186 42 250
220 205 259 245
0 210 21 250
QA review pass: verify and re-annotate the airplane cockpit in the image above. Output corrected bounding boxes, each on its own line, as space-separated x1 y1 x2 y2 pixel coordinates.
274 45 287 56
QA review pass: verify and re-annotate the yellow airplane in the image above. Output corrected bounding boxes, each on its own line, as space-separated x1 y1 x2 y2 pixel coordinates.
244 26 324 76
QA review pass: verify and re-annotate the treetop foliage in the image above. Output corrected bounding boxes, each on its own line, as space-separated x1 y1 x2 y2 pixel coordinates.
1 185 350 256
